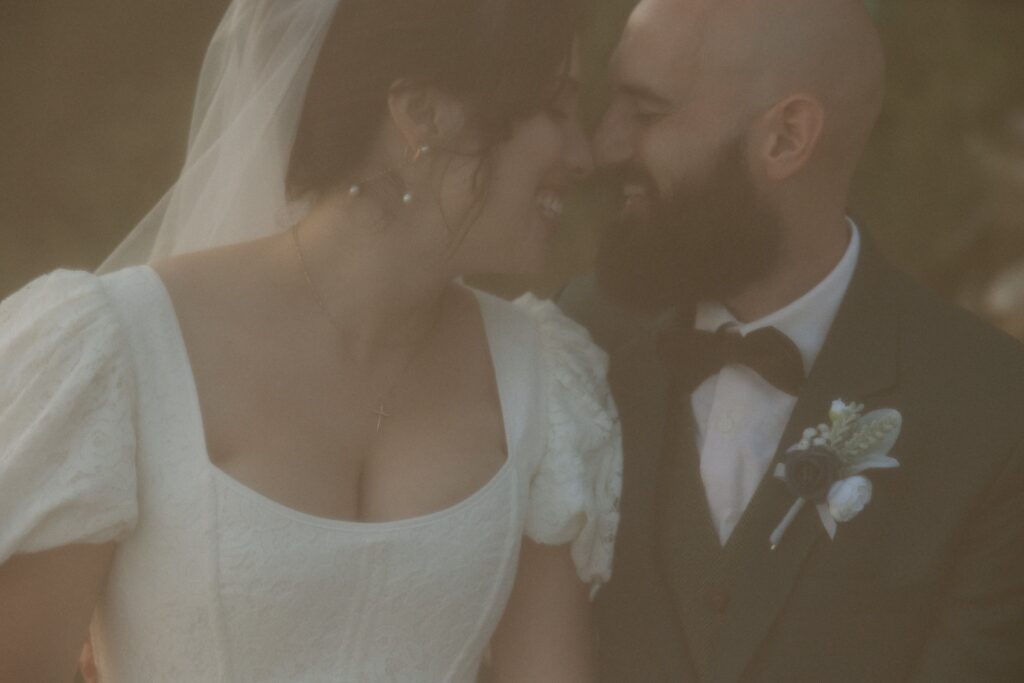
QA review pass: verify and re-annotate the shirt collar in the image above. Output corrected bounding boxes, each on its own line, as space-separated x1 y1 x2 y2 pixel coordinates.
695 218 862 375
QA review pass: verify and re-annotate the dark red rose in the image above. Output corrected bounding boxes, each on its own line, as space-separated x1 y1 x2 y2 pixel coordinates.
783 446 841 503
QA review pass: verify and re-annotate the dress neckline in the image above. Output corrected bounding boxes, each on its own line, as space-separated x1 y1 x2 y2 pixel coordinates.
136 264 517 532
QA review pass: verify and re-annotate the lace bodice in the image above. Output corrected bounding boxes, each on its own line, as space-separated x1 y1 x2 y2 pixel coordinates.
0 268 622 682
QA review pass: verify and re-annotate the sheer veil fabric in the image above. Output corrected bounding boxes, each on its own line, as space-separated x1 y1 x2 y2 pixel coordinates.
99 0 339 272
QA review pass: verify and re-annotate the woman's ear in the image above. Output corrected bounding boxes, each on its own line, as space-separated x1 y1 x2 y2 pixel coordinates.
387 81 467 152
753 94 825 182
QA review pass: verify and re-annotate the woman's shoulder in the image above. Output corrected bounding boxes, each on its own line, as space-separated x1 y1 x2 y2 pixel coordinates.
1 268 132 351
471 287 608 368
3 268 100 311
509 292 611 405
469 288 612 411
0 266 147 400
147 239 287 345
507 290 617 453
499 292 621 596
0 268 140 563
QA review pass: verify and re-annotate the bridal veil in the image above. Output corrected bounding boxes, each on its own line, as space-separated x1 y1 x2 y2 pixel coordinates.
99 0 340 272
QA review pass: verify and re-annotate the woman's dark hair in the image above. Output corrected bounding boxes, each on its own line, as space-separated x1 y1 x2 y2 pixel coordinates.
287 0 585 201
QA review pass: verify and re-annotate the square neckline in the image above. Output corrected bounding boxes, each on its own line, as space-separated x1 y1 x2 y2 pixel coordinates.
137 264 518 532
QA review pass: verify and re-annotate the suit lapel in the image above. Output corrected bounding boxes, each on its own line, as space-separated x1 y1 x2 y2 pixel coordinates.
649 305 729 678
659 391 737 681
708 244 902 683
608 314 703 676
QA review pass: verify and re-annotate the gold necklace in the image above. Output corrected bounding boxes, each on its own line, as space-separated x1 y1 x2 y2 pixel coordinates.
290 225 443 433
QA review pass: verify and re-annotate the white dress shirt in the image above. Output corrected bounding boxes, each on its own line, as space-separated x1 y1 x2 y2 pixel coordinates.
692 221 861 545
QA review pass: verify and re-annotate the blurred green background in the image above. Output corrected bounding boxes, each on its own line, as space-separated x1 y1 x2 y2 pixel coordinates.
2 0 1024 334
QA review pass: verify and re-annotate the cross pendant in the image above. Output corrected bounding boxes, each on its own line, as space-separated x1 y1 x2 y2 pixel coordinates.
373 403 392 433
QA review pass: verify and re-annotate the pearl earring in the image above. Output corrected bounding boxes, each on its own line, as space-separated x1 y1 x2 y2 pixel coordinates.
345 143 430 205
401 145 430 204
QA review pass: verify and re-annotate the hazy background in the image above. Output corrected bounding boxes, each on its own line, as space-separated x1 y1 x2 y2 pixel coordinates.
3 0 1024 334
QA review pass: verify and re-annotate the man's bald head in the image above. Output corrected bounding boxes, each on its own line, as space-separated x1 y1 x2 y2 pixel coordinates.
626 0 885 175
714 0 885 169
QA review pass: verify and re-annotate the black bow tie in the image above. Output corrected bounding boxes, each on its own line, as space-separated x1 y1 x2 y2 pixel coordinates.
657 324 806 396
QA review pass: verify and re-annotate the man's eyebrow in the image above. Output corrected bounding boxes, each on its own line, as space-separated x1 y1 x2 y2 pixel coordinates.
617 82 673 108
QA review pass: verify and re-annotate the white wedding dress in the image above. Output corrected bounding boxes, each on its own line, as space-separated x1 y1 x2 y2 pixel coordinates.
0 267 621 682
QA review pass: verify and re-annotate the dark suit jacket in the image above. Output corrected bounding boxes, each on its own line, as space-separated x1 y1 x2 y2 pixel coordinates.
561 243 1024 682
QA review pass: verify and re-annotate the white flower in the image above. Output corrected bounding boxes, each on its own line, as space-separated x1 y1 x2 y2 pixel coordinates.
829 400 849 421
827 476 873 523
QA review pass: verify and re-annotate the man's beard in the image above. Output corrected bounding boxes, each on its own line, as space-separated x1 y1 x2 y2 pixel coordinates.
596 137 782 314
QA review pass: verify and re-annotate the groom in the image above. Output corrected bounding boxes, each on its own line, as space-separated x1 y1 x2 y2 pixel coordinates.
563 0 1024 681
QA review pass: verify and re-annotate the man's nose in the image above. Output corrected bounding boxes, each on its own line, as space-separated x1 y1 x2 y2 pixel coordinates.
594 107 634 168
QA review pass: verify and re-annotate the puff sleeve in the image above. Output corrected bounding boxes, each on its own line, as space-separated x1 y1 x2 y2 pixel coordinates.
515 294 623 597
0 270 138 565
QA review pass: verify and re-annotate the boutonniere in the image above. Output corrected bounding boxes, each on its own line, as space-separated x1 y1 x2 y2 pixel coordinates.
770 400 901 549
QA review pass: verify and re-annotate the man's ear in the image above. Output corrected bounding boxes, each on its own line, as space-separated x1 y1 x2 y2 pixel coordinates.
387 80 467 152
754 94 825 181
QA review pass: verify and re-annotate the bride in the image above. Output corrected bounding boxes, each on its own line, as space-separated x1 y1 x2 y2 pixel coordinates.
0 0 621 681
